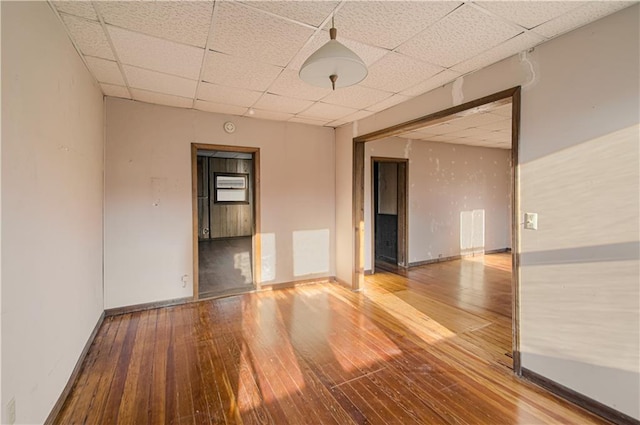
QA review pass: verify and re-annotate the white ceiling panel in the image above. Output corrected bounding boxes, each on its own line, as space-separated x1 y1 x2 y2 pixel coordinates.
131 89 193 109
491 103 513 117
477 119 512 132
331 1 462 49
60 14 114 60
241 1 338 27
246 109 295 122
108 26 204 80
100 83 130 99
288 116 331 126
532 1 635 39
340 109 376 123
299 102 358 121
321 85 392 110
53 2 98 21
477 2 584 30
84 57 125 86
252 93 315 114
210 2 315 67
450 111 506 127
400 69 462 97
361 52 444 93
366 93 411 113
451 31 546 74
269 68 331 101
197 82 262 108
288 30 389 71
194 100 248 117
202 52 283 92
96 1 212 48
124 65 197 98
396 4 522 68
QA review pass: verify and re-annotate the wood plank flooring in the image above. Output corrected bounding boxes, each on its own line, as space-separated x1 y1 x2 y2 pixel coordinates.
54 254 609 424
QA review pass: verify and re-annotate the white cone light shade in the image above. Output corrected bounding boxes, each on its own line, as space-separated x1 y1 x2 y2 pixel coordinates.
299 39 367 89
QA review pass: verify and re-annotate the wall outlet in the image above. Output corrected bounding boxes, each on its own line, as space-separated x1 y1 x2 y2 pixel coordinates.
181 274 189 288
524 212 538 230
7 397 16 425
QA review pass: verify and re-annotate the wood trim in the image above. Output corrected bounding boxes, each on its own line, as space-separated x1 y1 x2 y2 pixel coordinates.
44 311 106 425
105 297 193 317
511 86 522 375
521 368 640 425
352 86 521 372
191 143 261 298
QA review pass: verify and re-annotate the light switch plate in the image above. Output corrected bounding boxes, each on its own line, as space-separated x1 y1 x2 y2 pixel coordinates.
524 212 538 230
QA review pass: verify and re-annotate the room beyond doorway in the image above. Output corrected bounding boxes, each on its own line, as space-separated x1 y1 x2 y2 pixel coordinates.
191 144 261 300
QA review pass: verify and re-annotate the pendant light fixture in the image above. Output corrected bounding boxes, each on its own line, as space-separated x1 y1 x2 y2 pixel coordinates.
299 17 367 90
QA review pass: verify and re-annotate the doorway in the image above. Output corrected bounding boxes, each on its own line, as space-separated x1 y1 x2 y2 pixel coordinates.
191 144 261 300
372 157 408 273
353 87 521 373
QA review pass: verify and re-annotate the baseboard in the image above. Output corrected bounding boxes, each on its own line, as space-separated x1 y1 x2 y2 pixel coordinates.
409 248 511 268
521 368 639 425
105 296 193 317
364 269 373 275
261 276 335 290
44 311 106 425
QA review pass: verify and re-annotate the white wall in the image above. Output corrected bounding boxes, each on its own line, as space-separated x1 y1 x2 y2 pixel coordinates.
1 2 105 423
105 98 335 308
335 5 639 419
365 137 511 270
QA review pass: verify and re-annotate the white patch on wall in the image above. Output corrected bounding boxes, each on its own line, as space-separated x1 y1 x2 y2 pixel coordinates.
452 76 464 106
260 233 276 282
460 209 485 255
293 229 330 277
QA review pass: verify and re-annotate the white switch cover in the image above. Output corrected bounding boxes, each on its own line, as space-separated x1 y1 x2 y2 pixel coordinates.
524 213 538 230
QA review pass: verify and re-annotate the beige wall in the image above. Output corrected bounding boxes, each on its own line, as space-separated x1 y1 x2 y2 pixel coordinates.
1 2 105 423
365 137 511 269
105 98 335 308
336 5 639 419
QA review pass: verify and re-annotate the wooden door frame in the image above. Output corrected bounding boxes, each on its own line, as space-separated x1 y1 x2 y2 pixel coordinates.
371 157 409 273
191 143 261 300
353 87 522 374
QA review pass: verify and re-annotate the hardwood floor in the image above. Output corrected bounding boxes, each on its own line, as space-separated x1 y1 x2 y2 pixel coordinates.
54 254 609 424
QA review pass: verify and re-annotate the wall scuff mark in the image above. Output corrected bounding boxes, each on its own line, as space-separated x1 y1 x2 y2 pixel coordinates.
404 139 413 158
520 49 539 90
452 76 464 106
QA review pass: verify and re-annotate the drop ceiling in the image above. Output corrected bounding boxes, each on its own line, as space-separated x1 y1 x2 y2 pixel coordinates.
51 0 634 128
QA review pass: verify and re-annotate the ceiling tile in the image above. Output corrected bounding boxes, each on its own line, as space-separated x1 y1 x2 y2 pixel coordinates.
325 119 348 128
491 103 513 117
331 1 462 49
400 69 462 97
340 110 376 123
477 2 584 30
298 102 358 121
477 119 512 132
96 1 212 47
288 116 330 126
449 111 507 128
107 26 204 80
202 52 283 92
210 2 314 67
123 65 197 98
131 89 193 109
240 1 338 27
269 68 331 101
366 93 412 113
246 109 295 121
396 4 522 68
194 100 248 117
288 31 389 70
85 57 125 85
361 52 443 93
452 32 545 74
100 83 130 99
253 93 314 114
197 82 262 107
54 2 98 21
321 85 392 110
60 14 114 60
532 1 635 38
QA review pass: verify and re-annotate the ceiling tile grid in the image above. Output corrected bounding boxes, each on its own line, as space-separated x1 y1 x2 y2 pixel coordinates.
49 0 636 129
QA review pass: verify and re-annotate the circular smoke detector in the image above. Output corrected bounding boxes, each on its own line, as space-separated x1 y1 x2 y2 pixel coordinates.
223 121 236 134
